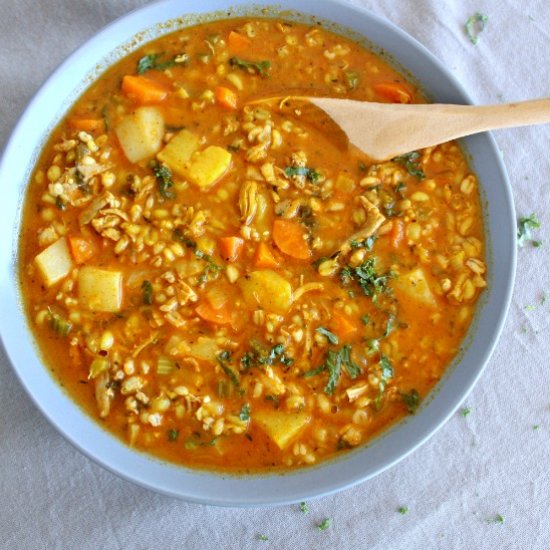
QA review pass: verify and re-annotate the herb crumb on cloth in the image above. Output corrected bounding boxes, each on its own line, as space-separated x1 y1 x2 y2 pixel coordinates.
465 12 489 45
517 213 542 247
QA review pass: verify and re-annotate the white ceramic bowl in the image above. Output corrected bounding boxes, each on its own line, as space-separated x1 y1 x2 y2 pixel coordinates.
0 0 516 506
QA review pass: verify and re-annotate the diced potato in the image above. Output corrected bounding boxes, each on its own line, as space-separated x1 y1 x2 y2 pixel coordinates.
254 411 310 450
238 270 293 314
184 146 232 189
35 237 74 287
115 106 164 163
157 129 200 177
78 266 123 312
392 267 436 307
187 337 219 361
335 172 356 193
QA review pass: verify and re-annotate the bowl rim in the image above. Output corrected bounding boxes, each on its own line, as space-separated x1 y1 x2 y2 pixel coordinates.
0 0 516 507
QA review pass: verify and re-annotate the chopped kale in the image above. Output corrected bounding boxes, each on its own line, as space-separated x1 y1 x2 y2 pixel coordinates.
229 56 271 77
137 52 187 74
401 389 420 414
239 403 251 421
374 355 394 410
340 258 392 300
142 280 154 305
350 235 376 251
167 428 179 442
303 345 361 394
316 326 339 345
55 196 66 210
217 351 241 392
392 151 425 180
172 228 197 249
150 160 176 199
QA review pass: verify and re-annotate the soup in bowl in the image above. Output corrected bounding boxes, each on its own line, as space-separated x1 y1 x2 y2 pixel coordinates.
0 0 515 505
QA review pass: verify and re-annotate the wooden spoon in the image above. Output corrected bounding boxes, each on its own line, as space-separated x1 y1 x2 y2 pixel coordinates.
255 96 550 161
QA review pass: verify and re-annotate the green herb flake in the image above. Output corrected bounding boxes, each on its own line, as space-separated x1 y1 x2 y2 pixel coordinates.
229 56 271 77
172 228 197 249
257 534 269 541
284 166 321 183
361 315 370 325
217 351 242 392
401 389 420 414
195 249 223 284
150 160 176 200
137 52 187 74
55 196 66 210
350 235 376 251
358 161 367 173
533 424 540 430
395 182 407 196
317 518 332 531
465 12 489 45
397 506 409 515
167 428 179 442
265 394 280 409
488 514 505 525
374 355 394 410
316 326 339 345
48 309 72 337
142 280 154 305
392 151 425 180
239 403 251 422
184 434 218 450
303 345 361 394
299 501 309 515
340 258 392 300
517 213 541 247
460 407 471 418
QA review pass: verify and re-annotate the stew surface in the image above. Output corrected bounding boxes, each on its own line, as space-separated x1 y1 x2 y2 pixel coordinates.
19 18 487 472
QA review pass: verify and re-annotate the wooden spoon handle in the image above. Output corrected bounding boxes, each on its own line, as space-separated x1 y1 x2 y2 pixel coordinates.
308 97 550 160
408 98 550 133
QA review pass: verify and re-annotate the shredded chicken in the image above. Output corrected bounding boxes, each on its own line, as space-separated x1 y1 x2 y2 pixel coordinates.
336 196 386 255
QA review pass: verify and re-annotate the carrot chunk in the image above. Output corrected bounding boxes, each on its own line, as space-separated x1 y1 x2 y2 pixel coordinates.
121 75 169 104
219 236 244 262
374 82 412 104
253 242 280 269
68 236 96 264
215 86 238 110
228 31 252 53
272 219 311 260
68 117 105 133
329 310 358 341
195 302 233 325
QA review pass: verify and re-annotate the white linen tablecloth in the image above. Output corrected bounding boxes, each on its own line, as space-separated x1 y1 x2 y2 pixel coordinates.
1 1 549 548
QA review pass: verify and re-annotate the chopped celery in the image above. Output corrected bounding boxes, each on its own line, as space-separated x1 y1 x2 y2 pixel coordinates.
48 309 72 337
